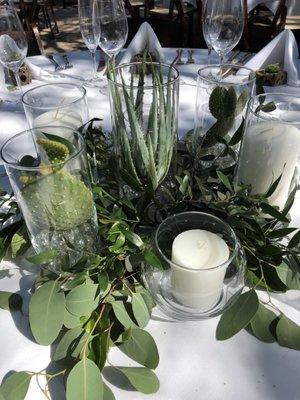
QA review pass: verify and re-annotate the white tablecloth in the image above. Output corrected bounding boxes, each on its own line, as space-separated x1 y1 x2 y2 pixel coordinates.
0 48 300 400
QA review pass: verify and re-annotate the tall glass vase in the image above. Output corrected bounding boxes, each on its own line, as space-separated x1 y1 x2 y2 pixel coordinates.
193 64 255 169
1 126 99 275
235 93 300 210
107 61 179 193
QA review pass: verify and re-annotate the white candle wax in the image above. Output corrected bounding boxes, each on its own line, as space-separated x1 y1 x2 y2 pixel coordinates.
236 122 300 210
33 110 83 135
171 229 230 309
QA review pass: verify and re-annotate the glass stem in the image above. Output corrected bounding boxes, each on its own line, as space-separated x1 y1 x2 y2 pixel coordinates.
91 50 97 79
218 54 224 80
14 70 23 95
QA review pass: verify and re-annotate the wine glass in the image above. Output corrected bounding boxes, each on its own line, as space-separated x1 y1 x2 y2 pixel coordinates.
202 0 213 65
93 0 128 63
0 0 28 95
204 0 244 67
78 0 100 83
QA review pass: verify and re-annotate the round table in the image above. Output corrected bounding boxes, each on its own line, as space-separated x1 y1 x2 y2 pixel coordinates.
0 48 300 400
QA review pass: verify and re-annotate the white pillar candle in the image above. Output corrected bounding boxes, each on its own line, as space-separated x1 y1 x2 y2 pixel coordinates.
33 110 83 135
236 122 300 210
171 229 230 309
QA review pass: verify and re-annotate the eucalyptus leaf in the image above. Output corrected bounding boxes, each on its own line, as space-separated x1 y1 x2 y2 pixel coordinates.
276 315 300 350
118 367 160 394
10 227 29 259
143 250 164 271
53 326 88 363
103 383 116 400
0 372 31 400
29 281 65 345
66 358 103 400
120 327 159 369
132 293 151 328
250 303 277 343
111 301 137 329
0 291 22 311
64 308 82 329
26 249 58 265
216 290 259 340
66 283 99 316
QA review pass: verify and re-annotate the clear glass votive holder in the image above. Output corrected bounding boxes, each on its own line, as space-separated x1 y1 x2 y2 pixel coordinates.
235 93 300 211
193 64 255 169
1 126 98 275
22 83 89 132
142 211 246 320
107 62 179 193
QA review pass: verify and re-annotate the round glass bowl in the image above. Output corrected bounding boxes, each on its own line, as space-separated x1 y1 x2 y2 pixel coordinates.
142 211 246 320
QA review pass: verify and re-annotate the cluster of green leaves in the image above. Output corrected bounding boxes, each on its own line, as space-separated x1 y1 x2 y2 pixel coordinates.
107 54 177 192
1 104 300 399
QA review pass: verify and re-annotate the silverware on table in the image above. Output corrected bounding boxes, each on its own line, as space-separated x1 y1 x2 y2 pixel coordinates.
176 49 184 65
97 53 106 73
227 49 241 64
46 54 64 71
186 50 195 64
62 54 73 70
222 52 252 78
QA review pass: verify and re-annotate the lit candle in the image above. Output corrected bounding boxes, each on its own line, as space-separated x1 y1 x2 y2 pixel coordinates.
171 229 230 309
32 110 83 134
236 122 300 210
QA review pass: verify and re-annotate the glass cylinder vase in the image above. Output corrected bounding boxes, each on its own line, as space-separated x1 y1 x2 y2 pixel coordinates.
108 61 179 193
193 64 255 169
235 93 300 210
22 83 89 132
1 126 98 275
142 211 246 320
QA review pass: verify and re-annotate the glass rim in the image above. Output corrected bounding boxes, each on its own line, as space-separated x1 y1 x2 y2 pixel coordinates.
197 63 256 86
1 126 85 170
21 83 87 110
249 92 300 125
107 61 180 89
154 211 240 272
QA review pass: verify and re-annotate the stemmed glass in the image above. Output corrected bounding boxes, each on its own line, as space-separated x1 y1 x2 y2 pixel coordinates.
93 0 128 67
0 0 28 96
202 0 213 65
78 0 100 83
204 0 244 67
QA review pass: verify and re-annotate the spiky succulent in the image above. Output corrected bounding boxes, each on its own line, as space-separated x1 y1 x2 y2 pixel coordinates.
37 138 69 165
22 170 94 231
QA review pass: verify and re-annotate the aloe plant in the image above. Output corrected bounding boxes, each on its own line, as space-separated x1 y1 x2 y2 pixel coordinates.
108 56 178 192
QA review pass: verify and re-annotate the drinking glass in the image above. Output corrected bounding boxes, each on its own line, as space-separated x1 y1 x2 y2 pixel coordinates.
236 93 300 211
93 0 128 62
78 0 100 82
204 0 244 66
1 126 99 275
22 82 89 130
202 0 213 65
0 1 28 95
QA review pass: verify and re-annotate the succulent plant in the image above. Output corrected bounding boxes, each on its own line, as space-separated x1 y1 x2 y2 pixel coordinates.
37 138 69 165
265 64 280 74
22 170 94 231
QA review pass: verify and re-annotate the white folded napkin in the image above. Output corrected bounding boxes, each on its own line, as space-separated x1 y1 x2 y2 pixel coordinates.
118 22 164 65
243 29 299 86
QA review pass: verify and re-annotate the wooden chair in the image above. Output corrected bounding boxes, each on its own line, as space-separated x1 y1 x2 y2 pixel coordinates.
19 0 45 55
123 0 144 18
246 0 287 51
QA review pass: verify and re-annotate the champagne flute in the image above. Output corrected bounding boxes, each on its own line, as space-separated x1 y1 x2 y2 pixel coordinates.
78 0 100 82
93 0 128 63
0 1 27 96
205 0 244 68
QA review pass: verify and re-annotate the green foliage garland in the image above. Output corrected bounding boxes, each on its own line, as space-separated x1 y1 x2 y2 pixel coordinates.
0 114 299 400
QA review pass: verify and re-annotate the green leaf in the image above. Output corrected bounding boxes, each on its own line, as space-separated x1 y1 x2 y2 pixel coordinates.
0 372 31 400
66 283 99 316
119 367 159 394
217 171 232 191
288 230 300 248
256 101 276 113
276 315 300 350
260 203 289 223
209 86 227 119
122 230 144 249
143 250 164 271
235 91 249 116
228 118 244 146
267 228 297 239
103 383 115 400
216 290 259 340
53 326 88 363
10 228 29 258
26 249 58 265
0 291 22 311
98 271 109 293
66 358 103 400
64 308 82 329
120 328 159 369
111 301 137 329
132 293 151 328
250 303 277 343
29 281 65 345
264 173 283 198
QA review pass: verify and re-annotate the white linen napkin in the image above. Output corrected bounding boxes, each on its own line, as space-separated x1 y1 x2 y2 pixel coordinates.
118 22 164 65
243 29 299 86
